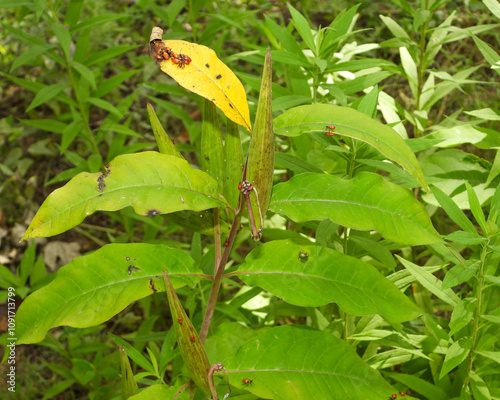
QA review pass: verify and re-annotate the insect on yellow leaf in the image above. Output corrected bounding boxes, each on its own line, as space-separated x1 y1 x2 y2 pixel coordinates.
149 27 252 134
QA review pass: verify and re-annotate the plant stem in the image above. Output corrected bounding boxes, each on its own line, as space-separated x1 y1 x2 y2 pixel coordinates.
199 202 244 343
463 240 488 389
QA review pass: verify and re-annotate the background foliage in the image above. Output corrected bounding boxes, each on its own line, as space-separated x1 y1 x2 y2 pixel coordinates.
0 0 499 399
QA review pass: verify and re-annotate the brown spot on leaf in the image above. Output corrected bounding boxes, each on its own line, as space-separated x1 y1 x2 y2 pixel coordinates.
127 265 141 275
205 63 210 68
147 209 161 216
216 74 222 79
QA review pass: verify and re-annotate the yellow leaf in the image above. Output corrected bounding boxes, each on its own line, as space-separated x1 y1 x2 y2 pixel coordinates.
150 28 251 133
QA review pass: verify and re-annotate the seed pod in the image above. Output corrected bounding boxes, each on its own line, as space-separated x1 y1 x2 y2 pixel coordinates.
246 49 274 239
147 103 183 159
119 346 139 398
163 271 211 396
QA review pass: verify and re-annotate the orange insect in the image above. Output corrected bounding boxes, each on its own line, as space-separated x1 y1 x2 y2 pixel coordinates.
178 317 182 325
325 125 336 136
172 53 191 68
242 379 253 385
190 335 195 342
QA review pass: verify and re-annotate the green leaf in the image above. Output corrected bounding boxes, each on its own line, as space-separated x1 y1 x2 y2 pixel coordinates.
224 325 395 400
397 256 460 307
442 261 480 289
23 152 226 240
449 298 477 336
440 337 473 379
86 97 122 117
274 105 428 191
201 99 224 193
269 172 442 245
10 44 57 72
128 385 187 400
52 22 72 58
385 372 449 400
469 370 492 400
379 15 410 39
223 119 244 210
288 4 315 54
275 153 324 174
233 240 420 322
71 61 96 89
15 243 198 344
431 185 477 234
71 14 130 33
466 182 488 233
26 84 70 112
84 45 140 67
94 70 139 98
19 241 36 285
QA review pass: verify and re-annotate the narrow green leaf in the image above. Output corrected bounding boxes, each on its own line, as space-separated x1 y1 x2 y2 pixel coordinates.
52 22 72 58
146 103 183 158
19 241 36 285
163 272 211 395
449 298 477 336
71 61 96 89
466 182 488 233
431 185 477 234
223 119 244 210
61 119 84 154
84 45 140 67
224 325 395 400
201 99 224 193
71 14 130 33
288 4 315 54
471 34 500 75
26 84 69 112
379 15 411 39
397 256 460 307
10 44 56 72
442 261 480 289
264 16 308 63
94 70 139 98
399 47 418 98
475 350 500 364
109 334 155 374
64 0 84 28
439 337 472 379
274 104 429 191
469 370 492 400
233 240 420 322
275 153 324 174
23 152 226 240
86 97 122 117
15 243 198 344
128 385 187 400
385 372 449 400
270 172 442 246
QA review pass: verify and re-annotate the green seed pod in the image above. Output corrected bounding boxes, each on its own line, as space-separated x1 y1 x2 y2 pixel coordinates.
224 119 244 210
201 99 224 194
119 346 139 398
246 49 274 239
163 272 211 396
147 103 183 159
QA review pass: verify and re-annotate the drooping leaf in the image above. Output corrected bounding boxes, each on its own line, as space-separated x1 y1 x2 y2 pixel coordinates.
15 243 200 344
274 104 429 191
150 28 251 133
224 325 396 400
128 384 188 400
269 172 443 245
147 103 183 158
231 239 420 322
23 152 227 240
